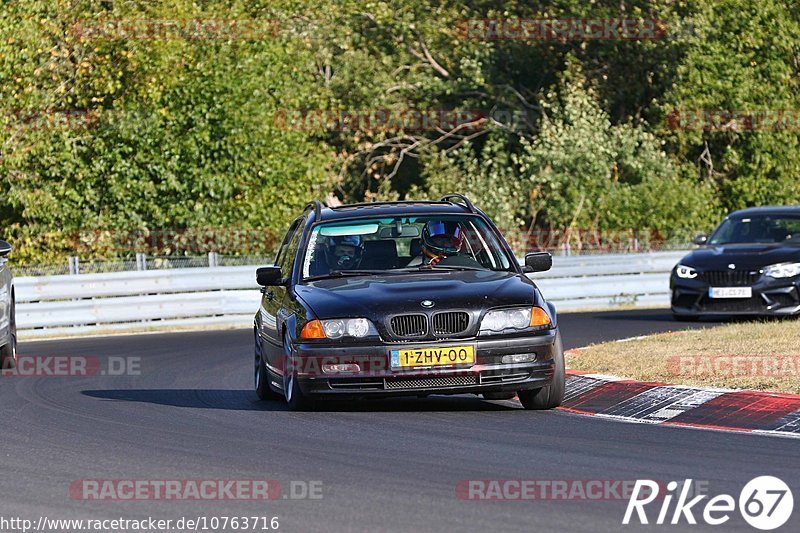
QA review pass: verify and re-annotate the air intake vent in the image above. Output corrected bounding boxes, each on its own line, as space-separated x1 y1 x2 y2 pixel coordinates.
390 314 427 338
432 312 469 336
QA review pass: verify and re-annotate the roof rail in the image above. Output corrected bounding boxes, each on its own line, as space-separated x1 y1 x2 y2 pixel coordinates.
439 193 476 213
304 200 324 220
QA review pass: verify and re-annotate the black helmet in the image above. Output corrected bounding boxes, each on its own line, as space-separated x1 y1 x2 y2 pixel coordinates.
324 235 364 269
422 220 464 255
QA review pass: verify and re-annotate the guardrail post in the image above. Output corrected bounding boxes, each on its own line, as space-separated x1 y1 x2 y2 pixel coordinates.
136 253 147 271
208 251 219 268
68 256 80 275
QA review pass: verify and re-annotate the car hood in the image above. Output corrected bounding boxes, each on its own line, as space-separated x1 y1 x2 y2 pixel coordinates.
294 270 537 320
680 244 800 270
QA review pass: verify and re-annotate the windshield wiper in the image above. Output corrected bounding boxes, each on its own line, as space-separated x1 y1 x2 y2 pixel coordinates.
304 269 391 281
395 265 487 272
424 265 487 271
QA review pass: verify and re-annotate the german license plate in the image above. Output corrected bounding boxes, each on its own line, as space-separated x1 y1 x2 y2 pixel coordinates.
390 345 475 368
709 287 752 299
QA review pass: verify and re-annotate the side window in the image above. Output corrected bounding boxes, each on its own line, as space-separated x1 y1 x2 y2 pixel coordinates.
277 218 304 280
274 219 301 268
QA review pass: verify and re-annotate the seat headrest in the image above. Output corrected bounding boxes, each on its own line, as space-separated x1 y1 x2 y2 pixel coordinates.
364 240 398 257
410 238 422 257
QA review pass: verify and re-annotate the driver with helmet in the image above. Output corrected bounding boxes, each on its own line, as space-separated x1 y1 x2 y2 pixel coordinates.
324 235 365 270
407 220 472 267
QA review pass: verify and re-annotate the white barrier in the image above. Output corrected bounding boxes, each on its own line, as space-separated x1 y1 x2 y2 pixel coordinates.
15 251 686 337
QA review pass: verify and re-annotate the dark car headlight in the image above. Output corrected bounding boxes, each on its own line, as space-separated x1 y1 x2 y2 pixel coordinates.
675 264 698 279
479 307 551 334
764 262 800 279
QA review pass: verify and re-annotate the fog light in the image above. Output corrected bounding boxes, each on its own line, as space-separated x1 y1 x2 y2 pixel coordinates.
322 363 361 374
501 353 536 364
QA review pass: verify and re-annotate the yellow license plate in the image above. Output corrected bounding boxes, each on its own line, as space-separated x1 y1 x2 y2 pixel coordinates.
391 345 475 368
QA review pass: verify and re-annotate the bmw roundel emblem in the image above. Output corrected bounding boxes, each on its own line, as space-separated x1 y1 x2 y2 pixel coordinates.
421 300 435 308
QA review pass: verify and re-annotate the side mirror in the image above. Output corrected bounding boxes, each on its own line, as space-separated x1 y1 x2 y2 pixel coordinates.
256 266 283 286
0 240 11 257
524 252 552 273
692 234 708 246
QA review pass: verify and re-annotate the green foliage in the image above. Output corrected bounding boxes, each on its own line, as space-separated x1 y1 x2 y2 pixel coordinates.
661 0 800 211
411 133 526 234
1 0 331 262
518 63 719 236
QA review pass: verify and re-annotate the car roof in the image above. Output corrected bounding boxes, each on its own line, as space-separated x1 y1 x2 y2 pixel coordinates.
728 205 800 218
311 200 478 222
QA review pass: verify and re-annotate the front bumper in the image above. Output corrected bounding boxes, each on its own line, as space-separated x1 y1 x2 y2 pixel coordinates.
289 330 557 397
671 275 800 316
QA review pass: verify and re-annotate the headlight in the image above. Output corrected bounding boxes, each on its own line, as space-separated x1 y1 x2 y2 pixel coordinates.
320 318 376 339
300 318 377 339
480 307 551 334
764 262 800 279
675 264 698 279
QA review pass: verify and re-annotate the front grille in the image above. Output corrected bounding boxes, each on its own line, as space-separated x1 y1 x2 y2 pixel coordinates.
699 296 765 313
385 375 478 389
432 312 469 336
390 314 427 338
700 270 761 287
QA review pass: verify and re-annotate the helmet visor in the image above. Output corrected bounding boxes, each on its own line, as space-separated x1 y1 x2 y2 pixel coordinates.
425 221 464 253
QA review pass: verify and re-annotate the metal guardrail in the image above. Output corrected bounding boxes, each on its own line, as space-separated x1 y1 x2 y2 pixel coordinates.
536 251 686 310
15 251 687 338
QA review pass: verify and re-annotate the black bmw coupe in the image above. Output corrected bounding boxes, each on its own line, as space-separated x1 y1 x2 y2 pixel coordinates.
253 194 563 410
671 205 800 319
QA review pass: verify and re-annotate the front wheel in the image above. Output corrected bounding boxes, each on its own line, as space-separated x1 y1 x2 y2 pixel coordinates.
518 332 565 410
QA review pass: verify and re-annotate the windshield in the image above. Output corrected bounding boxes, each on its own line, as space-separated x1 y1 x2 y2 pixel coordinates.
709 215 800 245
302 215 515 279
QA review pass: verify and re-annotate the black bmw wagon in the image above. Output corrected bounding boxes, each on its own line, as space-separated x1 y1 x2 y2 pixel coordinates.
253 194 563 410
671 205 800 319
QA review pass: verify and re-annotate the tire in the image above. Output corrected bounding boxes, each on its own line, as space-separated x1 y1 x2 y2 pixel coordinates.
518 332 565 410
282 333 314 411
0 297 17 374
254 327 280 400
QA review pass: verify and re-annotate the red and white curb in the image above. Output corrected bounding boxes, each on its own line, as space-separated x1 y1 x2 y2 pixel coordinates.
560 371 800 439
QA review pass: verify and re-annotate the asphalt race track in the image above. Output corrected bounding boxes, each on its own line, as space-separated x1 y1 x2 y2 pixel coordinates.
2 309 797 532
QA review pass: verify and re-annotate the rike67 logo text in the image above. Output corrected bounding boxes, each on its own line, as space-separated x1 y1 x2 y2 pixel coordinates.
624 476 793 530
